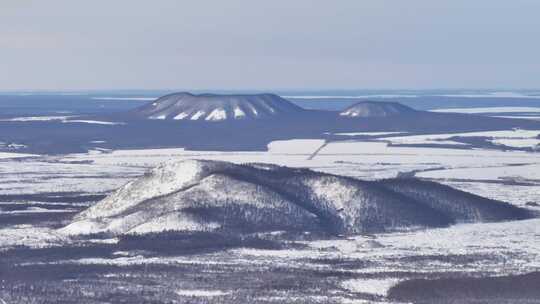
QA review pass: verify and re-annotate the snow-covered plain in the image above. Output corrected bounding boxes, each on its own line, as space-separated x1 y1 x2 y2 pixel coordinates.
2 136 539 198
430 105 540 126
431 106 540 113
0 225 64 249
417 163 540 180
494 115 540 121
1 132 539 303
378 129 540 147
17 216 539 301
491 138 540 149
435 91 540 99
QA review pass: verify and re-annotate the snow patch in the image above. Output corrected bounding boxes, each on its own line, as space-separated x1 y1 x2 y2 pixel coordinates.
190 111 206 120
0 116 124 125
149 114 167 120
0 116 71 122
341 278 400 297
0 152 37 159
63 120 124 125
59 219 107 236
127 213 220 234
330 132 407 136
491 138 540 149
431 107 540 114
233 107 246 118
173 112 190 120
75 160 214 219
205 108 227 121
175 290 230 297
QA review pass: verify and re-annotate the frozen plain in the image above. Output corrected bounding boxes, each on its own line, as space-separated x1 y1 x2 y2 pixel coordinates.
1 125 540 303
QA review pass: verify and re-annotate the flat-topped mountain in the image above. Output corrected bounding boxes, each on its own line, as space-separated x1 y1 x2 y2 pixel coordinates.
340 101 416 118
130 92 304 121
61 160 533 237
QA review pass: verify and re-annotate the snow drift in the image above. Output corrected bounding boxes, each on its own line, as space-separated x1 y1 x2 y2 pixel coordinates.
61 160 533 236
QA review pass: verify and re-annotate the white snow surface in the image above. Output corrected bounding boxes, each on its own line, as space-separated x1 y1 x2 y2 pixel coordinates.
340 109 361 117
330 132 406 136
175 290 230 297
190 111 206 120
341 278 400 296
418 163 540 180
2 132 540 302
173 112 190 120
431 107 540 113
0 116 122 125
0 152 37 159
233 107 246 118
494 115 540 121
59 219 107 236
76 159 219 219
127 213 220 234
205 108 227 121
0 225 65 250
380 129 540 146
62 120 124 125
3 136 540 200
149 114 167 119
491 138 540 148
436 92 540 99
267 139 325 154
0 207 76 215
45 217 540 295
0 116 71 122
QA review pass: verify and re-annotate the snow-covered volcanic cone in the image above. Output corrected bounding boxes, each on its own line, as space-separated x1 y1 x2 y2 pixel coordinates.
340 101 416 118
131 92 304 121
61 160 533 237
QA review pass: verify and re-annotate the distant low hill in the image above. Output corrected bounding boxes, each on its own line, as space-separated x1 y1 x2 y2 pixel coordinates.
340 101 416 117
61 160 533 237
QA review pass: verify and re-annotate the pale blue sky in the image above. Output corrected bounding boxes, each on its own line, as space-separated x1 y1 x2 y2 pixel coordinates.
1 0 539 90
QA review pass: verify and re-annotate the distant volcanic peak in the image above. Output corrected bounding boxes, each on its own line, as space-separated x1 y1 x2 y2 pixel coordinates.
135 92 303 121
340 101 415 118
63 159 532 237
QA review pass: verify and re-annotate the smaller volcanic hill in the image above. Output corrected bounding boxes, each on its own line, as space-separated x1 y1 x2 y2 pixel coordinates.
340 101 416 118
130 92 304 121
61 160 533 237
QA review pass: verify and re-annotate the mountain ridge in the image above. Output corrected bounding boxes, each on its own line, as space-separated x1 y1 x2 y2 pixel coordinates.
61 160 534 237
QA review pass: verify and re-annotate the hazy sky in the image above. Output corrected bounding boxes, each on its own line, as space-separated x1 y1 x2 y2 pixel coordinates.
1 0 539 90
